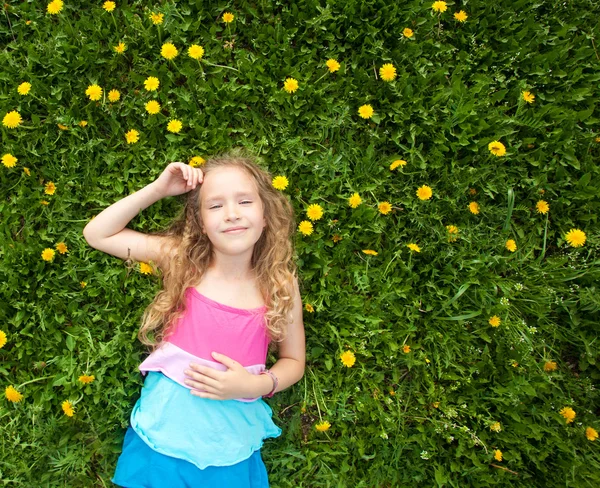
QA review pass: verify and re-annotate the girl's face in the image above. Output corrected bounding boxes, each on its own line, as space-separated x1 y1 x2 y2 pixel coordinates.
199 166 266 258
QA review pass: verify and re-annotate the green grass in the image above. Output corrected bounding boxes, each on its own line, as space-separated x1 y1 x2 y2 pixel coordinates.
1 0 599 486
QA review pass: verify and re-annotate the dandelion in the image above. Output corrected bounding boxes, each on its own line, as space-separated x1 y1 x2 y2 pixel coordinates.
125 129 139 144
85 84 102 101
139 262 153 274
55 242 68 254
161 43 179 60
149 12 164 25
488 141 506 156
283 78 299 93
447 225 459 242
402 344 411 353
298 221 314 236
403 28 414 38
559 406 576 424
305 303 314 313
0 330 7 349
18 82 31 95
358 104 374 119
326 59 340 72
272 176 289 190
340 350 356 368
108 90 120 102
348 193 362 208
222 12 234 23
2 154 18 168
79 120 88 127
468 202 480 214
145 100 161 115
144 76 160 91
315 420 331 432
45 182 56 195
454 10 468 22
23 167 30 176
489 315 501 327
490 422 502 432
167 119 183 133
493 449 503 462
47 0 63 15
57 123 69 131
189 156 205 167
41 248 55 261
416 185 433 200
432 1 447 13
306 204 324 221
544 361 558 372
5 385 23 402
378 202 392 215
62 400 75 417
362 249 378 256
114 42 126 54
78 374 95 384
3 110 22 129
102 1 116 13
80 281 87 288
505 239 517 252
332 234 342 243
522 91 535 103
379 63 397 82
390 159 407 171
565 229 586 247
188 44 204 60
407 243 421 253
586 427 598 441
536 200 549 214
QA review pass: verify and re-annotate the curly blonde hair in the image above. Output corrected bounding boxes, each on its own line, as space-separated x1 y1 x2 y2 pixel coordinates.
137 148 298 355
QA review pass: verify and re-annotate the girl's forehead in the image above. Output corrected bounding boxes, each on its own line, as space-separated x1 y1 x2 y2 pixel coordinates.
201 167 258 198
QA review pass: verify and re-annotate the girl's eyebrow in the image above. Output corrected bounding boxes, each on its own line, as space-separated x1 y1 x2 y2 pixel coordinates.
205 191 254 203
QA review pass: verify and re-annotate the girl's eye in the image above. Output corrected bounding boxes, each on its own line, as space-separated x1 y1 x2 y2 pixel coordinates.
209 201 252 209
241 201 252 205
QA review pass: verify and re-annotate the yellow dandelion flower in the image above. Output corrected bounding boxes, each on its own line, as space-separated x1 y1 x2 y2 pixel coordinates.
57 123 69 130
305 303 314 313
272 176 289 190
586 427 598 441
454 10 468 22
149 12 164 25
315 420 331 432
407 243 421 253
490 422 502 432
139 262 153 274
23 167 30 176
78 374 95 384
47 0 63 15
0 330 7 349
283 78 299 93
488 140 506 156
403 28 414 38
348 193 362 208
125 129 139 144
505 239 517 252
565 228 586 247
145 100 161 115
3 110 22 129
222 12 234 23
559 406 576 424
544 361 558 372
188 44 205 60
144 76 160 91
536 200 549 214
41 248 55 261
332 234 342 243
79 120 88 127
55 242 68 254
326 59 340 73
189 156 205 167
80 281 87 288
161 42 179 60
340 350 356 368
432 1 447 13
114 42 126 54
102 1 116 13
390 159 407 171
62 400 75 417
362 249 378 256
378 201 392 215
18 82 31 95
298 221 314 236
358 104 374 119
2 153 18 168
489 315 501 327
45 181 56 195
85 84 102 101
167 119 182 133
306 204 324 221
446 225 459 234
416 185 433 200
108 89 120 102
494 449 503 462
402 344 411 354
379 63 397 82
5 385 23 402
469 201 480 214
522 91 535 103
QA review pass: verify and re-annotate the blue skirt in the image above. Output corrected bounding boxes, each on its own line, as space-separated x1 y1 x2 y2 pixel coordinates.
112 425 269 488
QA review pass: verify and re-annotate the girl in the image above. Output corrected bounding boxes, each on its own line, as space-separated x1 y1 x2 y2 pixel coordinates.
82 149 305 487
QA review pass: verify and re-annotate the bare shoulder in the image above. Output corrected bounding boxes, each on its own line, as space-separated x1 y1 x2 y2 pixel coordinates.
277 275 306 365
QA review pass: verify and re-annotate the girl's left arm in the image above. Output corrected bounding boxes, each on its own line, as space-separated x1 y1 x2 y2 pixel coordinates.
252 276 306 397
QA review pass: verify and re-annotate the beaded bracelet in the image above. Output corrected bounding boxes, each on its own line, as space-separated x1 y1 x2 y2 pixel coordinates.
260 369 278 398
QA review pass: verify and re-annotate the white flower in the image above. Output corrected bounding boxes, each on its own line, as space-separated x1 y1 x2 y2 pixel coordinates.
420 450 430 460
500 297 510 306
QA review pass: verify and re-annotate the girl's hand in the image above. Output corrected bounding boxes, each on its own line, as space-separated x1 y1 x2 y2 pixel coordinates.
183 352 257 400
152 162 204 198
